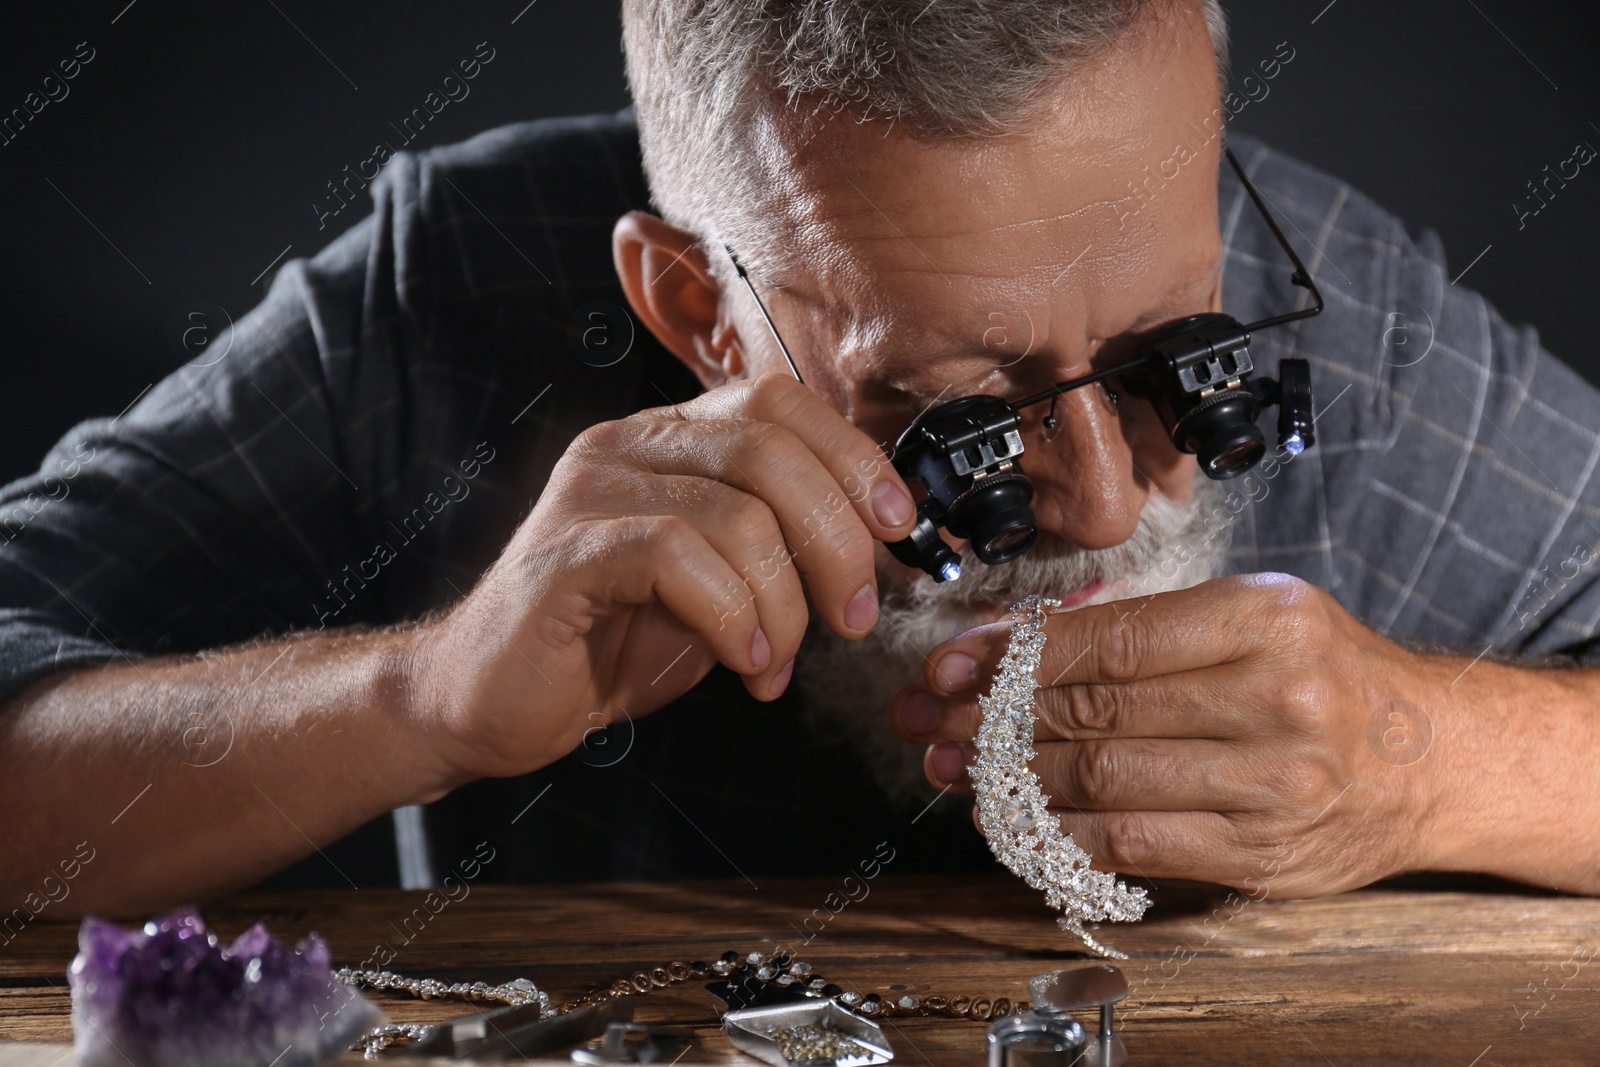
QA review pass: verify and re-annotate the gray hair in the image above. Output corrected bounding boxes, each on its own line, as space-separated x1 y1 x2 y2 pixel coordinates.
621 0 1231 277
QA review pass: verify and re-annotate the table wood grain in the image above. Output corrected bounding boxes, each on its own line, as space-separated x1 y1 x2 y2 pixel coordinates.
1 874 1596 1065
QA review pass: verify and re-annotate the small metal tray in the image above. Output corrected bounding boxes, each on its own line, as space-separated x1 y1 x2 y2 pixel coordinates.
723 999 894 1067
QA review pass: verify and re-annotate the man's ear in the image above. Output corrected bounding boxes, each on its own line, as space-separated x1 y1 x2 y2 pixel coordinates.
613 211 743 390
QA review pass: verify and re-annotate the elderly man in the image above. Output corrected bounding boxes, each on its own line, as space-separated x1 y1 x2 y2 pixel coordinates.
3 0 1598 918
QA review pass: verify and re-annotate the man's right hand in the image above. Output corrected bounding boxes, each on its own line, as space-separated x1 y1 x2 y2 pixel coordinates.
407 373 919 781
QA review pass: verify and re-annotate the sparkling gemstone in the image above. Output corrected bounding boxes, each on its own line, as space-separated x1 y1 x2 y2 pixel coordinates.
69 907 382 1067
838 991 862 1006
898 995 920 1010
746 952 765 966
757 965 778 980
1003 797 1035 831
789 962 813 976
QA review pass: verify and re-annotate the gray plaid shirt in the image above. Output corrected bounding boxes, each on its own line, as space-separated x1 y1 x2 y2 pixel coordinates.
3 112 1597 886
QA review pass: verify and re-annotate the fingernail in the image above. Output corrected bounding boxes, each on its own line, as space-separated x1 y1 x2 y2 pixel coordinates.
901 690 940 735
845 584 879 631
751 627 771 669
871 480 914 527
934 652 977 692
771 658 795 697
930 743 966 784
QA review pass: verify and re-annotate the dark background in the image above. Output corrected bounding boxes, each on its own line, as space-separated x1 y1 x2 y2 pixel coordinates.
2 0 1597 484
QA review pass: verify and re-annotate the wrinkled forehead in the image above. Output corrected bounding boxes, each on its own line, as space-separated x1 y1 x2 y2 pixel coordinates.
744 9 1225 352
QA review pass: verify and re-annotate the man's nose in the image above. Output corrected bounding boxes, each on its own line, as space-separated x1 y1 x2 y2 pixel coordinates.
1024 389 1145 550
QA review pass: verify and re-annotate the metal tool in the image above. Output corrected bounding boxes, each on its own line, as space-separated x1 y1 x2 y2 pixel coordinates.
1029 964 1130 1067
403 996 636 1060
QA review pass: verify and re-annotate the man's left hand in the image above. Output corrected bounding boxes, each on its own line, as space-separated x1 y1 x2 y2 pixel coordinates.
890 573 1455 898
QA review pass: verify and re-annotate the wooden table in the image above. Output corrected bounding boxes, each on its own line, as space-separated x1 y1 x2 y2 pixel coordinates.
1 874 1596 1066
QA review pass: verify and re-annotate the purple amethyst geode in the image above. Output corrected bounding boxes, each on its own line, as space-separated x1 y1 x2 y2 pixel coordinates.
69 907 383 1067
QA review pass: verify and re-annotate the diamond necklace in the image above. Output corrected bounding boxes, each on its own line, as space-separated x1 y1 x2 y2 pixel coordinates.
338 948 1035 1056
970 594 1151 958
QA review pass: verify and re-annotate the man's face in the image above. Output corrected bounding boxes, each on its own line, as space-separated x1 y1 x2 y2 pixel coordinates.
740 1 1225 619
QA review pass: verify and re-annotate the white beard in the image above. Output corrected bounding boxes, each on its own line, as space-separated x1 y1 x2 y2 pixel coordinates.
792 472 1232 809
